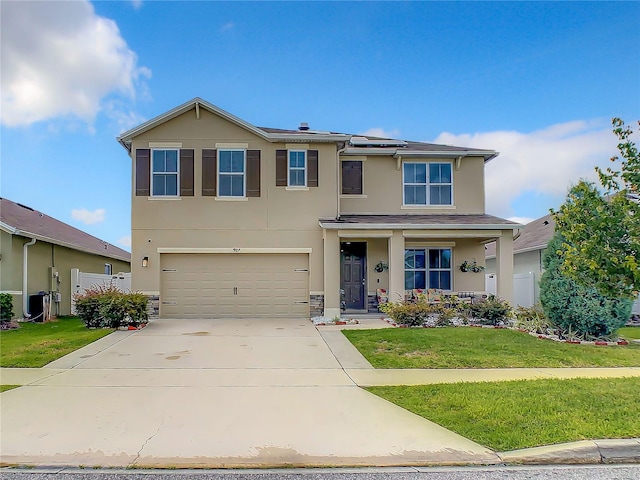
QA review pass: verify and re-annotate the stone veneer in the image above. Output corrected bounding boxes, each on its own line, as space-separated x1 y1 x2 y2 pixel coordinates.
310 294 324 317
146 295 160 318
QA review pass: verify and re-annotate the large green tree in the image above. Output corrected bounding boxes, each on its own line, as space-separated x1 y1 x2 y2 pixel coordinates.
553 118 639 299
540 233 632 339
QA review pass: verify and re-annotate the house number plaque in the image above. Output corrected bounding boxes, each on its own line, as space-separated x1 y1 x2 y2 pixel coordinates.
232 248 241 252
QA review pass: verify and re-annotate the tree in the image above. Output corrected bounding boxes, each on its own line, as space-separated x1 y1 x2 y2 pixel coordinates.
552 118 639 299
539 233 632 339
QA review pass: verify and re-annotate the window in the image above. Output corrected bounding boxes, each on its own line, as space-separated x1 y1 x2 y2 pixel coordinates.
289 151 306 186
342 160 363 194
104 263 112 275
152 149 178 196
218 150 245 197
403 162 452 205
404 248 452 290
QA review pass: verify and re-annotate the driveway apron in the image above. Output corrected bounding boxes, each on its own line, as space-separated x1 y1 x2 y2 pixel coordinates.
0 318 498 467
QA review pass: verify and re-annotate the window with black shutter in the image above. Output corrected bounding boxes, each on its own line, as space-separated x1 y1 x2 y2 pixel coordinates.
342 160 363 195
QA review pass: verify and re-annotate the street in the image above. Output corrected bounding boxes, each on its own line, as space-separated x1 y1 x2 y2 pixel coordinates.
2 466 640 480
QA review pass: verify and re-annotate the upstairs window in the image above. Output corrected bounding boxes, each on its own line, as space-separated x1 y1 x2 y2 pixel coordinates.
403 162 452 205
218 150 245 197
152 149 179 196
289 151 306 187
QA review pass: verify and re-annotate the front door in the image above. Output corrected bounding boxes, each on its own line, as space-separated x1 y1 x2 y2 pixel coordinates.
341 242 366 310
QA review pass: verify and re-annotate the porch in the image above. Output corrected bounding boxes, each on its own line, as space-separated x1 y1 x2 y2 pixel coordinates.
319 215 520 318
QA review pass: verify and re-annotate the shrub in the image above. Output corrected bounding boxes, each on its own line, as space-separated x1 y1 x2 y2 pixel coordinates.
540 233 633 339
514 304 553 335
468 295 513 326
74 285 148 329
379 299 434 326
0 293 15 322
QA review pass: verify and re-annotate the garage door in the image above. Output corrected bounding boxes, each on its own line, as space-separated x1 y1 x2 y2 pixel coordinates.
160 254 309 318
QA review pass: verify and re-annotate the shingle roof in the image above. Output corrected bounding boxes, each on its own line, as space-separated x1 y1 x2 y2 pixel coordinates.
0 198 131 262
485 213 555 258
320 214 521 229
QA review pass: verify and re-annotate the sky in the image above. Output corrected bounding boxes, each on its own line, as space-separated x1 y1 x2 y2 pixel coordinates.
1 1 639 252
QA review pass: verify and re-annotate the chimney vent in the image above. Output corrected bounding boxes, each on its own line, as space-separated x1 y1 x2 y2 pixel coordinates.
298 122 309 131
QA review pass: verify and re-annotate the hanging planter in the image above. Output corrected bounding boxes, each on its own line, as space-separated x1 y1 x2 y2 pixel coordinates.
374 261 389 273
459 259 485 273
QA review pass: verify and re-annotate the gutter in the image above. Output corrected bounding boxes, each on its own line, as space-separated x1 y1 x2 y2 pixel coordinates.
319 222 523 231
22 238 36 318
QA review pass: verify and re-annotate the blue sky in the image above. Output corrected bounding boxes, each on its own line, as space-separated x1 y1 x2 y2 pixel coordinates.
2 1 639 251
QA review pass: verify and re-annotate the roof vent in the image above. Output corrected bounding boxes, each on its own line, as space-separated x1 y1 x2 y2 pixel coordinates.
298 122 310 131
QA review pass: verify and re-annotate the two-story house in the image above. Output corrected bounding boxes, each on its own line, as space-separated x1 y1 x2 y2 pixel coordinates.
117 98 519 319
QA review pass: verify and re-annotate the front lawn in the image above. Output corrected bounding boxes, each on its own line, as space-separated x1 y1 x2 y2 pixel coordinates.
368 377 640 451
343 327 640 369
0 317 113 368
618 326 640 340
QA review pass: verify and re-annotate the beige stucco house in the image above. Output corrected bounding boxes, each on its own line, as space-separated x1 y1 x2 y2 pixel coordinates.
117 98 519 319
0 198 131 319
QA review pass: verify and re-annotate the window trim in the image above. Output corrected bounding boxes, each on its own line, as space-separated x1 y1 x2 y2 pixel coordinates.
404 247 453 290
288 150 307 187
217 149 246 198
402 161 453 206
151 148 180 197
104 263 112 275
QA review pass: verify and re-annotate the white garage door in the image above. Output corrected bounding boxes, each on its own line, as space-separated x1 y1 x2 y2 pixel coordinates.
160 254 309 318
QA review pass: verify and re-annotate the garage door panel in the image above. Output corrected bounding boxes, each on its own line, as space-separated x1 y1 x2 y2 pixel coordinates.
160 254 309 318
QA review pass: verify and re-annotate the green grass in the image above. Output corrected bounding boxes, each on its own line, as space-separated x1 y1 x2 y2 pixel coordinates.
343 327 640 368
1 385 20 392
368 377 640 451
618 326 640 340
0 317 113 367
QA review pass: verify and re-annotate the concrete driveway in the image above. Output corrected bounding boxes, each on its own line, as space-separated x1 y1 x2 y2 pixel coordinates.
0 318 498 467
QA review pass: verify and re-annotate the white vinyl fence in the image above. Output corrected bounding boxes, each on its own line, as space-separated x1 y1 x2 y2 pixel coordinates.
485 272 536 307
71 269 132 314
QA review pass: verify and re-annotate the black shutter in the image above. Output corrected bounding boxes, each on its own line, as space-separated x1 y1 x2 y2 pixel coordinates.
202 149 217 196
246 150 261 197
308 150 319 187
135 149 150 196
342 160 363 194
180 149 194 196
276 149 287 186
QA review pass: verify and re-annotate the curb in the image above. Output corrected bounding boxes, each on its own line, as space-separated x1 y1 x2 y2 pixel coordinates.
498 438 640 465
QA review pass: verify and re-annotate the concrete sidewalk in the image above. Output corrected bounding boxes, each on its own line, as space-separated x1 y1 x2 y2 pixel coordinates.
1 317 638 468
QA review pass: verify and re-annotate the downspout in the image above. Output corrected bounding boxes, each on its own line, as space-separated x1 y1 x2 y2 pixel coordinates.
22 238 36 318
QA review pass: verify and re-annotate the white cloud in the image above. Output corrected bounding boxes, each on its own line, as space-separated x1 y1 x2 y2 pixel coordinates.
0 0 150 127
432 119 619 219
220 22 235 33
131 0 143 10
360 127 402 139
508 216 535 225
118 235 132 248
71 208 105 225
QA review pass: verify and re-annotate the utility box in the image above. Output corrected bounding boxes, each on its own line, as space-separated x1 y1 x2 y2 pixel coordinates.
29 293 46 322
49 267 59 291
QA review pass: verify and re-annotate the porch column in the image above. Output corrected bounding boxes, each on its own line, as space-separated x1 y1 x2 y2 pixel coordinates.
323 229 341 318
388 230 405 302
495 231 514 303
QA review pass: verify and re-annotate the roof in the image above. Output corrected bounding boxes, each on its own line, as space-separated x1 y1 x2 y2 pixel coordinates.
117 98 498 162
0 198 131 262
485 213 555 258
320 214 521 230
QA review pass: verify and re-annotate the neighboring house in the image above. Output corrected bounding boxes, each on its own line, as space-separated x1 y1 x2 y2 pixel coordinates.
486 213 640 315
0 198 131 319
117 98 519 319
485 214 555 304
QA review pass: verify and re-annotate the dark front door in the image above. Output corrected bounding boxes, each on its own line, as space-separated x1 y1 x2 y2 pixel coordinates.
341 242 366 310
